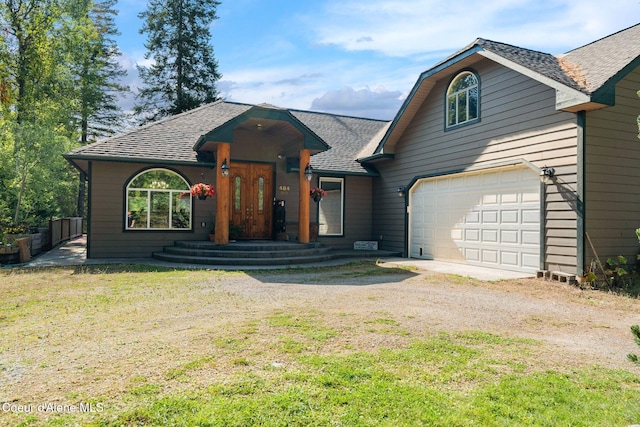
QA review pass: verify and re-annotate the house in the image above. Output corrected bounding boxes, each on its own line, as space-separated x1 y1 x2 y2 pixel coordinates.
65 23 640 275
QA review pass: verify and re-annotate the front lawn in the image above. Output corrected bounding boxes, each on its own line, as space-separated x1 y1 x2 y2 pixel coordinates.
0 263 638 426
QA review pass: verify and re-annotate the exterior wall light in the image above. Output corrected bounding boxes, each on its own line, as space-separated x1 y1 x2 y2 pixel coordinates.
304 164 313 182
540 166 555 184
221 158 230 177
397 186 406 197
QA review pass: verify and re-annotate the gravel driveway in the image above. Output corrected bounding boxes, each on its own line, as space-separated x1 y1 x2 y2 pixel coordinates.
218 264 640 371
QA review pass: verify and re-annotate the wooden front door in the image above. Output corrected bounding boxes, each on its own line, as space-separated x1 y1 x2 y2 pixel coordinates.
230 162 274 239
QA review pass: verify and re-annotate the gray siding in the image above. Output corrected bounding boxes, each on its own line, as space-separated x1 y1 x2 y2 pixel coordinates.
88 161 214 258
317 176 373 249
88 160 373 257
585 67 640 267
373 58 579 273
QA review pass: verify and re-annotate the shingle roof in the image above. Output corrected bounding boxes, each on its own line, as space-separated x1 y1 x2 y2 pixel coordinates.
291 110 388 174
65 100 389 175
477 39 587 93
561 23 640 94
476 23 640 95
66 100 251 163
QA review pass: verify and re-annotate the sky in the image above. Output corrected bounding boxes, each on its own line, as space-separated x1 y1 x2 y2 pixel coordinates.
114 0 640 121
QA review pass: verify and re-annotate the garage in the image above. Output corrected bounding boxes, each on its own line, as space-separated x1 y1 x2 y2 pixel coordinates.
409 165 540 273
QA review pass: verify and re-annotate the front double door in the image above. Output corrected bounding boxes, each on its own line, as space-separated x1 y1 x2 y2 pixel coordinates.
230 162 274 239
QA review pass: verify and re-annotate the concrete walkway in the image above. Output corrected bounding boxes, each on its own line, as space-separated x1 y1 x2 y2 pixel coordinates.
12 235 534 281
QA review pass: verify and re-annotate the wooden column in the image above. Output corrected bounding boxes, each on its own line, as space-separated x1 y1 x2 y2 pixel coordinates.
215 143 230 244
298 149 311 243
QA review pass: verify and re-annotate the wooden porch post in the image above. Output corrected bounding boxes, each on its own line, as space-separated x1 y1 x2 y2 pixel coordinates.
215 143 230 244
298 149 311 243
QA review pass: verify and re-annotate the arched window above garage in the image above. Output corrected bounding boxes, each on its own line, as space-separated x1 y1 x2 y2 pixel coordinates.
446 70 479 129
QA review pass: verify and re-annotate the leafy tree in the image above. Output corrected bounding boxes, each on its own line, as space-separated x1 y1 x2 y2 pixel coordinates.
135 0 221 122
0 0 129 226
0 0 76 224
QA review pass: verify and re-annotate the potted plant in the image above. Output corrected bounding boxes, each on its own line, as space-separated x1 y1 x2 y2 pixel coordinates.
190 183 216 200
229 223 243 240
310 187 327 202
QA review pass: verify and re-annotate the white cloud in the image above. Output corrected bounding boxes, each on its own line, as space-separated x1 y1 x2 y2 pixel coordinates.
310 86 403 119
308 0 640 56
114 0 640 121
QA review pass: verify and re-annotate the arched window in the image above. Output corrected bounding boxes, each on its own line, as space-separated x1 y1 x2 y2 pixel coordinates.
446 70 479 128
126 168 192 230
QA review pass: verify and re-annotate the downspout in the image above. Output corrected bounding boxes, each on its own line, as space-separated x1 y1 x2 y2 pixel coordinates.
576 111 586 275
87 161 92 259
403 186 409 258
540 178 546 271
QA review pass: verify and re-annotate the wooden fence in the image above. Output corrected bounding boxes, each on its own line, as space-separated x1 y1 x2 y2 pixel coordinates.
50 217 83 248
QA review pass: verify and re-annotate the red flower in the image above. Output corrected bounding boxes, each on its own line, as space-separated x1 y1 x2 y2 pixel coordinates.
310 187 327 198
190 183 216 198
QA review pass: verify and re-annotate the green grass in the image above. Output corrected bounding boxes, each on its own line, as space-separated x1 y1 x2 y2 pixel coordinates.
1 264 639 426
89 334 639 426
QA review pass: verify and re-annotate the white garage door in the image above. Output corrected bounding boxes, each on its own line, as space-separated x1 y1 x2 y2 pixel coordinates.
409 166 540 273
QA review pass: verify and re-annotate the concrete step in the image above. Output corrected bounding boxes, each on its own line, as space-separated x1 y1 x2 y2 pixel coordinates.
152 251 336 266
163 245 330 259
152 240 401 267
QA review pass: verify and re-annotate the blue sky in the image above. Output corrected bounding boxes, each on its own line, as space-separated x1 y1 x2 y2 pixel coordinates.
115 0 640 120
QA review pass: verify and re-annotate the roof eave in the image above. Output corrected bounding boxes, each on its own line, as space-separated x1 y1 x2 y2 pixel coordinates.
63 153 212 168
357 153 395 163
194 106 331 153
588 54 640 108
477 50 593 111
311 168 380 177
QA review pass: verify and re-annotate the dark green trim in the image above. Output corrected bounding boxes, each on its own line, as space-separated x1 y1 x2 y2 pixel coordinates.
318 176 345 238
591 55 640 106
373 46 484 155
63 153 214 169
194 105 330 152
87 161 92 259
402 187 409 258
404 159 539 190
357 153 394 163
576 111 586 275
540 182 546 270
311 168 379 178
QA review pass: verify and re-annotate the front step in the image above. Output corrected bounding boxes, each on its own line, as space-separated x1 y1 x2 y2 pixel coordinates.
153 240 399 267
153 240 329 266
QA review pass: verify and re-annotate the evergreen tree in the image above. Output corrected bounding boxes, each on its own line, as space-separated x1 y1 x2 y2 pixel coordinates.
64 0 129 217
135 0 221 122
72 0 129 142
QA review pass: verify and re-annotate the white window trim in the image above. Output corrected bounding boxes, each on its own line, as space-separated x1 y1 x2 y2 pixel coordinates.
446 70 479 128
125 168 192 231
318 177 344 236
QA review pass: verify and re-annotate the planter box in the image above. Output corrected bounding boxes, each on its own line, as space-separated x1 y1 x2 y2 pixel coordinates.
0 246 19 254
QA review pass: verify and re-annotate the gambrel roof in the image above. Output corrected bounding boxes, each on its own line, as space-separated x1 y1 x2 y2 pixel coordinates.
363 23 640 160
